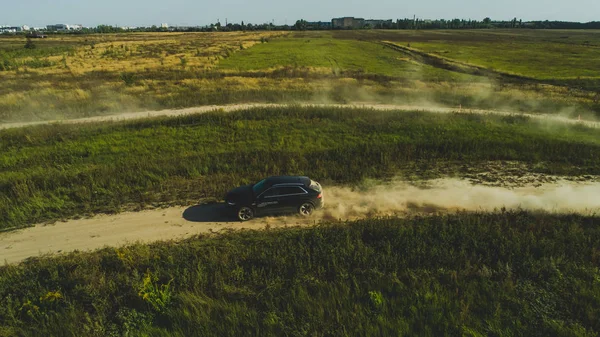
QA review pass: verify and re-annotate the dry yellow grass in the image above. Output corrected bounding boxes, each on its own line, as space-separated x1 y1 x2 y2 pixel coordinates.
0 32 289 121
1 32 285 76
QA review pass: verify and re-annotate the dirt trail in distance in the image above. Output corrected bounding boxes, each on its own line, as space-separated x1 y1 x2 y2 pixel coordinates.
2 177 599 265
1 103 598 130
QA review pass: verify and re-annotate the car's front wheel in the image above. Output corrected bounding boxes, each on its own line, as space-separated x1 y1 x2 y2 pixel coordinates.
237 206 254 221
298 202 314 216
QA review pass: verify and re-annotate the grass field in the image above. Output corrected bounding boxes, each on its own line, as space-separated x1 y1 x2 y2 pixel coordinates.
0 32 286 121
407 40 600 79
218 37 477 82
1 212 599 336
2 29 600 336
331 29 600 92
1 30 599 122
1 106 599 229
221 30 600 80
329 29 600 49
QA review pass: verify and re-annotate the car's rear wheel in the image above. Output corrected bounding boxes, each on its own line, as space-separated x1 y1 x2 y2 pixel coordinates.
237 206 254 221
298 202 314 216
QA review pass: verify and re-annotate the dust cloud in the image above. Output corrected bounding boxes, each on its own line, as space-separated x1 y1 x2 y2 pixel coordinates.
1 100 598 130
319 178 600 219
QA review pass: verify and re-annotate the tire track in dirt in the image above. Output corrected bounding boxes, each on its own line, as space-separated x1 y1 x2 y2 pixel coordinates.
1 102 598 130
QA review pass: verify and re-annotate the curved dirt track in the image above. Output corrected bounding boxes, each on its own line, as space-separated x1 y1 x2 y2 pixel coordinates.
2 178 599 265
1 102 598 130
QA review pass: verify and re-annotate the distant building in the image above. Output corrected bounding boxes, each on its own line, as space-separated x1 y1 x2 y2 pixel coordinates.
332 17 365 29
364 19 393 28
47 24 68 31
161 23 169 28
46 24 83 31
330 17 395 29
0 25 24 33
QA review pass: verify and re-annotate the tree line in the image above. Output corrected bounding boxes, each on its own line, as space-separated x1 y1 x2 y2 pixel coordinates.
7 18 599 35
394 18 600 30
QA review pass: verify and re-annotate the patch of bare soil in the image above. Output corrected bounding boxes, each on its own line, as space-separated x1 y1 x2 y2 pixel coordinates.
460 161 600 188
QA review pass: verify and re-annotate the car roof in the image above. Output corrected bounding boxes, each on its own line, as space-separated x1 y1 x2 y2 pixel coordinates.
264 176 310 187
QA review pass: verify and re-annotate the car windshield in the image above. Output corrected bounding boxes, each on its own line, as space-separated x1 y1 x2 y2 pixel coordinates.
251 179 267 196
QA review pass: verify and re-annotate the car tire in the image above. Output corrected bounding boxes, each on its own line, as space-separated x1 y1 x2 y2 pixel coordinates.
298 202 314 216
237 206 254 221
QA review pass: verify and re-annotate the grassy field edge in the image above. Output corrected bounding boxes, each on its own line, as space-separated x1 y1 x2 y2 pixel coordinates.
1 211 599 336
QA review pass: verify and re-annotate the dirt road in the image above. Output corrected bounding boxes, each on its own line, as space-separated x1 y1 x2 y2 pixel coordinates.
0 204 313 265
1 103 598 130
2 178 599 265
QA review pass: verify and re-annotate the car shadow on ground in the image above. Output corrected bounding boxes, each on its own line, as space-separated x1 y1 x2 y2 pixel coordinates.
182 203 237 223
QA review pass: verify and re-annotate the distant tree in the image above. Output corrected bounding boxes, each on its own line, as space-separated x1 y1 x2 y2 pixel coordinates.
452 19 461 29
294 19 308 31
96 25 121 33
24 38 36 49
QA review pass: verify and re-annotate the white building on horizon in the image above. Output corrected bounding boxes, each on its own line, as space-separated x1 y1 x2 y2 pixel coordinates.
46 24 83 31
0 25 29 33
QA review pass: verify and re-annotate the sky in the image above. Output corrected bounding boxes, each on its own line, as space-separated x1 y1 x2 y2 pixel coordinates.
2 0 599 28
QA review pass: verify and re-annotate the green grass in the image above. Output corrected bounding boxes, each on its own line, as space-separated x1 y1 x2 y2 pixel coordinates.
1 211 599 336
1 106 599 229
0 37 77 55
220 37 399 71
0 35 77 71
327 29 600 81
219 37 477 81
330 29 600 48
408 40 600 80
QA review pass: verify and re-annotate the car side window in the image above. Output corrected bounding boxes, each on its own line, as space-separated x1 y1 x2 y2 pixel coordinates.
262 187 280 198
278 187 306 196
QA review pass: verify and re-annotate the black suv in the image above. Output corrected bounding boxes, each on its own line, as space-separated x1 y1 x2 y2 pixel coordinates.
225 176 324 221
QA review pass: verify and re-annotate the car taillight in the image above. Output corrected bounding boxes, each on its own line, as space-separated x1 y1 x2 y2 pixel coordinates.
317 193 322 199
